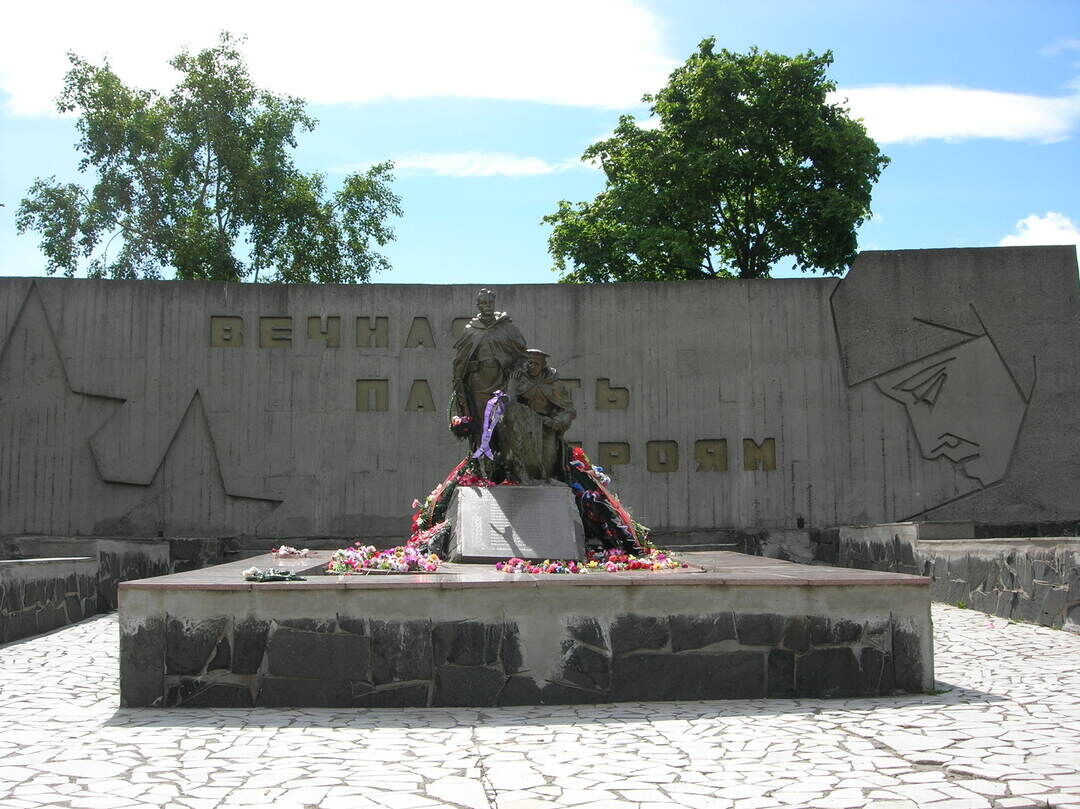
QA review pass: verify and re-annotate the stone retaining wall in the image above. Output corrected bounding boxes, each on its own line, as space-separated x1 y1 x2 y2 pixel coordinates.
125 610 926 709
0 535 238 643
0 558 99 643
832 525 1079 632
119 551 934 708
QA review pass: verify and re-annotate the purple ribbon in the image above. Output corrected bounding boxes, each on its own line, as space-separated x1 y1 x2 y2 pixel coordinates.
472 390 508 460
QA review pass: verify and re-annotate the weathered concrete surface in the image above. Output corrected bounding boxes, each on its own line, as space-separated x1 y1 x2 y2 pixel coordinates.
0 557 99 643
834 524 1080 631
118 551 933 707
1 245 1076 538
831 246 1080 525
1 536 175 608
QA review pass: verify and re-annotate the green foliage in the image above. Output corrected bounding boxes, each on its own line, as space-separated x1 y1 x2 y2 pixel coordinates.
544 39 890 281
16 33 402 282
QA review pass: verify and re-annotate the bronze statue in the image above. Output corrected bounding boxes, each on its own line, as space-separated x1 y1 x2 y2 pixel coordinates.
451 288 527 451
433 289 642 555
502 349 576 483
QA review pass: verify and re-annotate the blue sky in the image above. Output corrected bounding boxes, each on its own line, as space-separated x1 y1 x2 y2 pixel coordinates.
1 0 1078 283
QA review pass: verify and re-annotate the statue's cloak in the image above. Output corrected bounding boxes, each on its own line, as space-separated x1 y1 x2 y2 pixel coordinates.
452 312 527 427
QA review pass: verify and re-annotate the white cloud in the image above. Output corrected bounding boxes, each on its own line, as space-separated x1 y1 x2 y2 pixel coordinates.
634 84 1080 146
998 212 1080 251
1041 38 1080 57
831 85 1080 144
0 0 674 117
390 152 582 178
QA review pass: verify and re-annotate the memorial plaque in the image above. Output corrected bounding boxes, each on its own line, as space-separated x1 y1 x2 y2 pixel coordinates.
446 485 586 563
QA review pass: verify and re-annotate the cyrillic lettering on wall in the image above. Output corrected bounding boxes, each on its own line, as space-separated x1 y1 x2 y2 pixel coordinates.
404 380 436 412
356 379 390 412
596 378 629 409
647 440 679 473
259 317 292 348
307 316 341 347
404 317 436 349
210 316 243 347
695 439 728 472
598 442 631 466
452 317 471 339
356 316 389 348
743 438 777 471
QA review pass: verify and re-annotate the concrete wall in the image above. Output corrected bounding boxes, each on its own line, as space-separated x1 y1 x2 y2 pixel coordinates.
0 557 99 643
833 525 1079 632
1 245 1077 539
119 573 933 707
0 536 214 615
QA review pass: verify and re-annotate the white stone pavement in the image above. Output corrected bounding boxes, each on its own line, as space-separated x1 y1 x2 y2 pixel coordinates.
0 604 1078 809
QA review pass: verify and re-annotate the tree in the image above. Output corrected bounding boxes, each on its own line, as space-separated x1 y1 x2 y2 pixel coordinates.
543 39 889 281
16 33 402 283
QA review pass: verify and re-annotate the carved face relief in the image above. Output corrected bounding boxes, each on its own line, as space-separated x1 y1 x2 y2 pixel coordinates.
873 336 1028 487
476 294 495 320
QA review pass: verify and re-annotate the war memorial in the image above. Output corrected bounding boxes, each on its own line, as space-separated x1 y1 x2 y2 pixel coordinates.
1 244 1078 709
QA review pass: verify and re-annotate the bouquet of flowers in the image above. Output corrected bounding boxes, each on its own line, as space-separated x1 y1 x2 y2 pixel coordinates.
495 557 587 574
494 547 685 575
243 567 306 582
326 543 441 574
449 414 473 438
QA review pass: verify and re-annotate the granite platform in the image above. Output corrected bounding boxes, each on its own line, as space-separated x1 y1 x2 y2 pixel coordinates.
118 550 934 708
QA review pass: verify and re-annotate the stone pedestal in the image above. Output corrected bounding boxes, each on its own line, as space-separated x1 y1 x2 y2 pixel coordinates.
446 485 586 563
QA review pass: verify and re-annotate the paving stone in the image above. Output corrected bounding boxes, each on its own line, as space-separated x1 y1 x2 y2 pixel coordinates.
1026 795 1080 808
1 604 1079 809
955 780 1008 797
425 776 488 809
